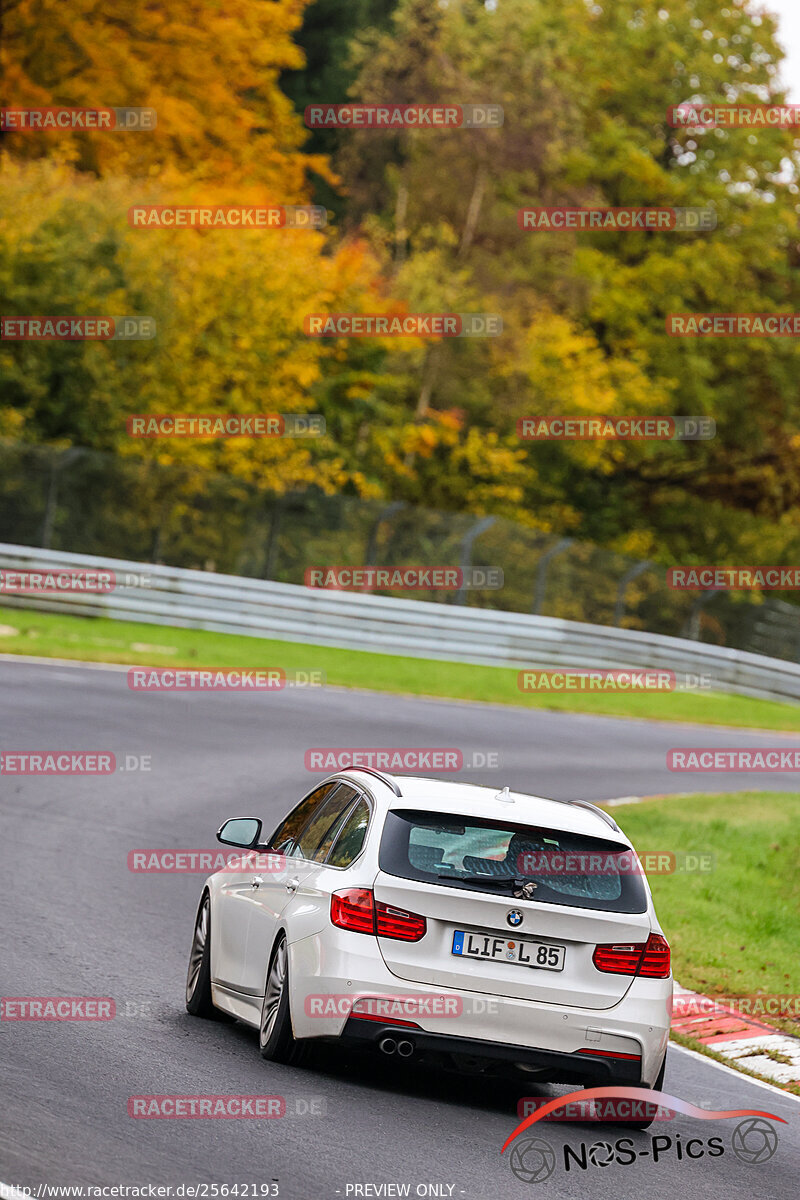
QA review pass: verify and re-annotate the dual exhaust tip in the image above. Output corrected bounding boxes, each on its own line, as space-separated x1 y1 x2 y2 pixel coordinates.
379 1036 414 1058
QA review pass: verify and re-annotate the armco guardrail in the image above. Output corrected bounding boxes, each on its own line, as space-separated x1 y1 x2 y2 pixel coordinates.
1 542 799 704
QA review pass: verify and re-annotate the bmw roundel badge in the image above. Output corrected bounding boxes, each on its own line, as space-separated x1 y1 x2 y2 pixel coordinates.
506 909 523 927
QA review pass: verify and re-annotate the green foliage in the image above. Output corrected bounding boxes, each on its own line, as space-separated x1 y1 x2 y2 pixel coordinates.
4 0 800 570
615 790 800 1000
333 0 800 563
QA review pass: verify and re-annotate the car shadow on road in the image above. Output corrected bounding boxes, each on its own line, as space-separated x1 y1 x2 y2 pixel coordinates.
174 1006 657 1136
201 1010 592 1119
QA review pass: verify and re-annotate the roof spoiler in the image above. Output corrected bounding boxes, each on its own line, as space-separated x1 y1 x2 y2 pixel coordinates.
340 765 402 797
569 798 620 832
495 787 621 832
521 792 620 832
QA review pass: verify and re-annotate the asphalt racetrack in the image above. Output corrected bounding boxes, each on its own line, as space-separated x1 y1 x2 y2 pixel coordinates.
1 657 798 1199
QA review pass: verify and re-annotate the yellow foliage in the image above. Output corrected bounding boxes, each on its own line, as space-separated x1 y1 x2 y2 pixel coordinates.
1 0 327 198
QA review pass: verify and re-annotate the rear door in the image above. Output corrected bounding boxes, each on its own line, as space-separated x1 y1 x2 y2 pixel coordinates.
244 783 361 992
218 781 337 992
373 809 651 1011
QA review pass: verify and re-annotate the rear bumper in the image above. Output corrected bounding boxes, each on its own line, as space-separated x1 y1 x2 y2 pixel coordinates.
338 1016 644 1085
288 929 671 1086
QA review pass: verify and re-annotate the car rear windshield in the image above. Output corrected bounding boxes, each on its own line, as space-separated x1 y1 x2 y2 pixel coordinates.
379 809 648 914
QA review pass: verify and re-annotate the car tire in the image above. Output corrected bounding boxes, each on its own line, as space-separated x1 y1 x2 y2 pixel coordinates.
604 1051 667 1131
258 935 305 1064
186 892 228 1019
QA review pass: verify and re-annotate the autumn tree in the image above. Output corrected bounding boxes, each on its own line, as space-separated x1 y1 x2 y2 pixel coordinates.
334 0 800 561
1 0 325 197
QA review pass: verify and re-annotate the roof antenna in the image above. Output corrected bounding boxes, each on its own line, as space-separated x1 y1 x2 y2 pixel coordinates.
495 786 514 803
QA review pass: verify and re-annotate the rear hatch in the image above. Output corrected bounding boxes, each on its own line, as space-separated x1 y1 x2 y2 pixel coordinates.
374 808 651 1011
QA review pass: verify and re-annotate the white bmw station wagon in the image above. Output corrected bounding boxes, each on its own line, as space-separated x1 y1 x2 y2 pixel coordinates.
186 768 671 1115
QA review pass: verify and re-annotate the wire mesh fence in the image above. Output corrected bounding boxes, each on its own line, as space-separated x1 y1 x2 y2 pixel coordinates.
1 439 798 662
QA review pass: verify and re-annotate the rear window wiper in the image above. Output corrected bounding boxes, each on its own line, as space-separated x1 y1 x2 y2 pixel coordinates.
436 871 514 888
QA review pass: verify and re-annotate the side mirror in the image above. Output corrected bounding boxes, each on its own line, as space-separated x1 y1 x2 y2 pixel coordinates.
217 816 262 849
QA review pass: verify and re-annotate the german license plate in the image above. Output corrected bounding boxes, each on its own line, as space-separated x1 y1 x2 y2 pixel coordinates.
452 930 565 971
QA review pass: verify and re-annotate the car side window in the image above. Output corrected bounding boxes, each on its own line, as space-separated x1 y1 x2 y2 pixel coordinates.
294 784 360 862
268 782 337 856
314 789 365 862
326 797 371 868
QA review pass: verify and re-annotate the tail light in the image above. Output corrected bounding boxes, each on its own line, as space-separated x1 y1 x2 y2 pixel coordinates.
376 902 427 942
592 943 644 975
331 888 427 942
330 888 375 934
638 933 671 978
593 932 670 979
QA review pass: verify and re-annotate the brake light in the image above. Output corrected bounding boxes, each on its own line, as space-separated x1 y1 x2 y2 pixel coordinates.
330 889 427 942
376 901 427 942
638 933 671 978
593 933 670 979
330 888 375 934
592 943 644 975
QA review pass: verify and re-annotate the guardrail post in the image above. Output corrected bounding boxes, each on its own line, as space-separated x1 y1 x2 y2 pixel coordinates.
613 560 652 626
685 589 720 641
263 496 285 580
364 502 406 566
454 516 495 606
532 538 573 614
40 448 84 549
